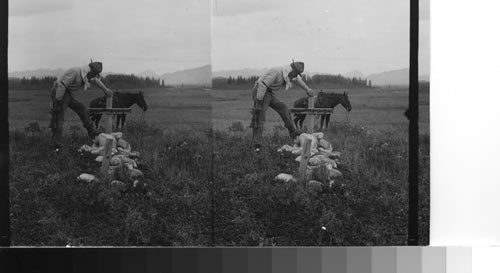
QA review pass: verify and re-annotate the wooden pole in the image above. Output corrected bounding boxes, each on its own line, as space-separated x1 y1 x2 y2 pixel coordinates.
100 138 114 176
298 138 312 182
104 94 113 133
307 96 315 133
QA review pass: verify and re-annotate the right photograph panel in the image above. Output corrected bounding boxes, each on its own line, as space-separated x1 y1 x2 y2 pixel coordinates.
211 0 429 245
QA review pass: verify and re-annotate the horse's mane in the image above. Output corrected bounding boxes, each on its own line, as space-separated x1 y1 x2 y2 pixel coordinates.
293 91 346 107
113 91 143 96
316 91 349 108
89 91 144 108
319 91 346 96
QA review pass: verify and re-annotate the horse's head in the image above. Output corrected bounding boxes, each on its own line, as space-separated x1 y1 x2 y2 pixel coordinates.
340 91 352 112
137 91 148 111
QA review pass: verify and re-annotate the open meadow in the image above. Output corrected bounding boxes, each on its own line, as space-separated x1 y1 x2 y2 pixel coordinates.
210 84 430 246
9 86 215 246
212 85 429 133
8 83 430 246
9 86 212 131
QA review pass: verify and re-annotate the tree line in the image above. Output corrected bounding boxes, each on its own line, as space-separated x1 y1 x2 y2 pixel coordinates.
306 74 371 88
9 76 58 89
103 74 166 89
9 74 168 90
212 74 372 88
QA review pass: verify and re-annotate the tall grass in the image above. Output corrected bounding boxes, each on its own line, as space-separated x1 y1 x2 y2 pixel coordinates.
212 121 429 246
9 120 429 246
10 121 213 246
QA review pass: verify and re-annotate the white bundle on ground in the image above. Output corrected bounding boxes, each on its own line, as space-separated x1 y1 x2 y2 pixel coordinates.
78 133 132 155
77 173 98 183
278 133 332 156
78 132 144 183
274 173 297 183
296 133 319 154
277 132 343 187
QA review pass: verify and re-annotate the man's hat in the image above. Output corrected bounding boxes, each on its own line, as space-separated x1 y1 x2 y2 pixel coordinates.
89 61 103 76
290 61 305 75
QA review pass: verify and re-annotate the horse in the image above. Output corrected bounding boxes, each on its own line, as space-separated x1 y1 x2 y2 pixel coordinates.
293 91 352 130
89 91 148 129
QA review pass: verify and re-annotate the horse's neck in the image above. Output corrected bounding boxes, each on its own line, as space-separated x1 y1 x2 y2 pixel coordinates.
317 96 340 108
295 97 308 107
117 95 137 108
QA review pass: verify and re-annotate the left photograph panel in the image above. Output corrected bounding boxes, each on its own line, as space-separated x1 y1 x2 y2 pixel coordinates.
8 0 213 246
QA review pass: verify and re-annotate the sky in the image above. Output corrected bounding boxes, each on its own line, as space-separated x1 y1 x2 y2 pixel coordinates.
8 0 211 74
213 0 430 76
8 0 430 76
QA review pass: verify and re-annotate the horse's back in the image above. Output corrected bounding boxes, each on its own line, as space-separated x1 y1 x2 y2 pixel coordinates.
89 96 107 108
293 97 308 108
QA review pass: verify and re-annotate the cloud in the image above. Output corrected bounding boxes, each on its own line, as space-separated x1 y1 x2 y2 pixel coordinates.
9 0 74 17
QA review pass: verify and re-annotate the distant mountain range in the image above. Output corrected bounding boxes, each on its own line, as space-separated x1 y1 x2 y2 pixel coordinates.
343 70 365 79
9 65 212 86
212 68 269 78
212 67 430 86
365 68 429 86
158 65 211 86
8 68 65 78
137 70 159 78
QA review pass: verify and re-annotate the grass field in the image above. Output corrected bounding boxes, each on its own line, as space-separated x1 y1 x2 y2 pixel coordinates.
8 86 212 131
210 84 430 246
9 84 430 246
212 85 429 134
9 86 214 246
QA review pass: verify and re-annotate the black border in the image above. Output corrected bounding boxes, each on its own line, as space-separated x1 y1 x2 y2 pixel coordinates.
0 0 10 247
407 0 420 246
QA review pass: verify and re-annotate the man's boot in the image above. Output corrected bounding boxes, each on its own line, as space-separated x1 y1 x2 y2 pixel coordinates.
253 143 261 153
53 143 61 153
50 106 63 153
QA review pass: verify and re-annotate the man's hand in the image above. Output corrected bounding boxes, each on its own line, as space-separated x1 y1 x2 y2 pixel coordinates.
254 100 263 112
250 101 262 129
104 88 114 97
94 78 112 96
49 100 62 129
306 89 315 97
51 101 62 113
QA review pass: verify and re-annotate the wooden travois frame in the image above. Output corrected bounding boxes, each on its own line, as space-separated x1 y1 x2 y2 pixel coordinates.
88 94 132 176
88 95 132 134
289 96 332 133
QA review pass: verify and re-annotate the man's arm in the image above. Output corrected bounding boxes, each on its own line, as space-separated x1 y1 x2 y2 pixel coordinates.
91 77 113 97
293 76 314 97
